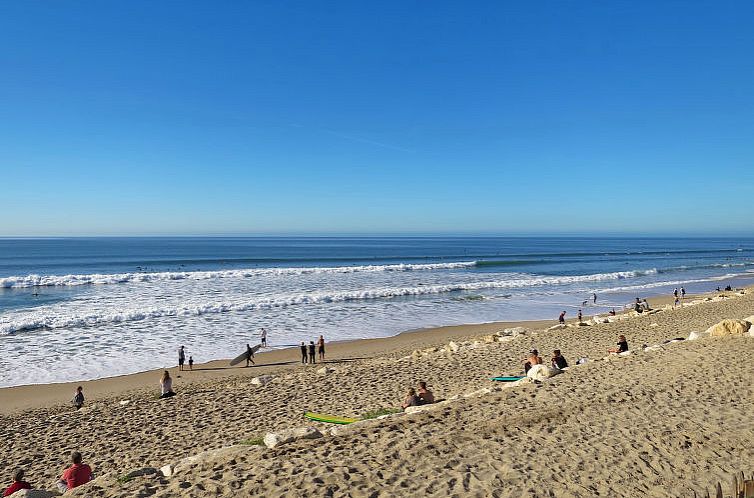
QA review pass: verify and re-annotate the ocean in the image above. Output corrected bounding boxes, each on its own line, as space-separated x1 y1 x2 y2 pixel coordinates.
1 236 753 387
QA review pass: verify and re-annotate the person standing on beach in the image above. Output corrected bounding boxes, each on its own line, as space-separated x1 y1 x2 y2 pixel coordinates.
245 343 255 367
558 311 566 324
308 341 316 364
300 342 307 364
260 328 268 348
681 287 686 298
317 335 326 361
71 386 84 410
188 356 194 370
673 288 678 298
178 346 186 371
592 292 597 304
577 309 583 323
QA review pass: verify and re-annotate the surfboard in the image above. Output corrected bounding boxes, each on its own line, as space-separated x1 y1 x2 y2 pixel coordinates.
229 343 262 366
490 376 525 382
304 411 359 425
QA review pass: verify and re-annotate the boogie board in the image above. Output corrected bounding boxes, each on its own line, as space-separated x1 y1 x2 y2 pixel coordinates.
304 411 359 425
229 343 262 366
490 376 525 382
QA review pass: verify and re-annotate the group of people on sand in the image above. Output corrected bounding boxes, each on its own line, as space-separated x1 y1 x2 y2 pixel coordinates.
300 335 326 364
401 381 435 410
522 335 629 374
634 297 652 313
3 451 93 496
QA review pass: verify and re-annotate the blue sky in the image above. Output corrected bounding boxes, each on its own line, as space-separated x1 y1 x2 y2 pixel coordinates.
1 1 753 236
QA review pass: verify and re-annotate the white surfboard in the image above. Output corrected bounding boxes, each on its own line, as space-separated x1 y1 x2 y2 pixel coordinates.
229 343 262 366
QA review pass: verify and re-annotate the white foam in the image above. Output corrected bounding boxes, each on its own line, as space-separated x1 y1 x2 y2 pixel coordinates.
0 261 477 289
0 268 656 335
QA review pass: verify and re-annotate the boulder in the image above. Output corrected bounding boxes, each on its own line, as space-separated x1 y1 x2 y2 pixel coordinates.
447 341 461 353
172 446 253 474
160 464 174 478
462 387 493 399
498 336 515 343
503 327 527 336
251 375 274 386
526 364 561 382
744 315 754 324
705 319 751 338
404 403 442 414
263 427 323 448
548 324 566 331
687 330 708 341
482 334 498 343
122 467 159 479
9 491 61 498
316 367 335 375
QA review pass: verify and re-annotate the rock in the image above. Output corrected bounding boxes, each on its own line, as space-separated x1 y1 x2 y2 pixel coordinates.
498 336 515 343
743 315 754 324
619 351 632 356
251 375 274 386
705 319 751 338
481 334 497 343
526 364 561 382
576 321 589 326
649 323 658 327
122 467 159 479
404 403 442 414
687 330 708 341
316 367 335 375
548 324 566 331
463 387 493 398
9 491 61 498
644 345 663 352
504 326 527 336
263 427 323 448
160 464 174 478
119 400 131 406
447 341 461 353
172 446 252 474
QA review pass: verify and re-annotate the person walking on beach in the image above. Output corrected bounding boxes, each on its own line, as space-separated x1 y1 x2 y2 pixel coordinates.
245 343 255 367
673 288 678 298
57 451 93 493
260 328 268 348
160 370 176 398
317 335 326 361
558 311 566 324
300 342 307 364
592 292 597 304
4 468 31 496
681 287 686 298
308 341 316 364
577 309 583 323
178 346 186 371
71 386 85 410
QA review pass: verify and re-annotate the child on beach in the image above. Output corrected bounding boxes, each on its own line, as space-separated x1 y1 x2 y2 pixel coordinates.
71 386 84 410
608 335 629 354
57 451 92 493
551 350 568 369
3 468 31 497
188 356 194 370
401 388 420 410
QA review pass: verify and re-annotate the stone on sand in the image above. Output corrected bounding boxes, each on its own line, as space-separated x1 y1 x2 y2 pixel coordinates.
687 330 708 341
251 375 274 386
526 364 561 382
8 491 61 498
264 427 323 448
705 319 751 337
316 366 336 375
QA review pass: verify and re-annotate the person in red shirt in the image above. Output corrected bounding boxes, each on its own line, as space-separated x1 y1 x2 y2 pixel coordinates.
56 451 93 492
3 468 31 497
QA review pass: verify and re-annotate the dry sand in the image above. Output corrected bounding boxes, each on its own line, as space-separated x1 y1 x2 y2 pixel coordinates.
1 289 752 497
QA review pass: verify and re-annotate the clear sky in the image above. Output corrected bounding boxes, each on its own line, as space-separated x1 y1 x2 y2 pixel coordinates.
1 1 753 236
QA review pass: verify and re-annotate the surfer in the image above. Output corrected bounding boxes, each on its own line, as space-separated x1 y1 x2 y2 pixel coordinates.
317 335 326 361
300 342 307 364
260 328 268 348
178 346 186 371
308 341 316 364
245 344 255 367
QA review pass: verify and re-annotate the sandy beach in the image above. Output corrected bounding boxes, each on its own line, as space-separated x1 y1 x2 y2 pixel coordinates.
2 288 753 497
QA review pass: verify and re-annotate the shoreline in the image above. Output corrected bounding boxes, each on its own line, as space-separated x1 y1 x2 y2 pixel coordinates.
0 287 739 415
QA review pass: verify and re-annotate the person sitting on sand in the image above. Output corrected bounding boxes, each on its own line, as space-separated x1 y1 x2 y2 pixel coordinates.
57 451 92 492
160 370 176 398
3 468 31 497
608 335 629 354
523 349 543 373
551 350 568 369
401 388 420 410
417 381 435 404
71 386 84 410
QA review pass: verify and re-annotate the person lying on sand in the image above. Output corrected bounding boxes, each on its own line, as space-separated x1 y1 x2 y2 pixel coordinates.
3 468 31 497
401 388 420 410
523 349 543 373
417 382 434 404
57 451 92 493
551 350 568 369
608 335 629 354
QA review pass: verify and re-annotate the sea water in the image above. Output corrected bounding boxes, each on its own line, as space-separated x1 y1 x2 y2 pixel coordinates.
1 236 753 387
